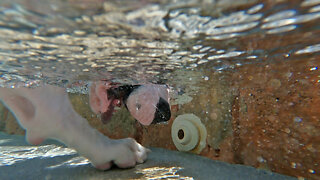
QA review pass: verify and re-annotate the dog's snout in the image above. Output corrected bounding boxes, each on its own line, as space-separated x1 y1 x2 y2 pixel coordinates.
153 97 171 124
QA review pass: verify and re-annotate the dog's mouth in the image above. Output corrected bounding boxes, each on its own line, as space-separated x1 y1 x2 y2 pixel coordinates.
107 85 141 102
100 98 122 124
100 85 139 124
101 106 114 123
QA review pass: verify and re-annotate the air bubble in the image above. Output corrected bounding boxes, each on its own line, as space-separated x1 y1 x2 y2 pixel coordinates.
257 156 266 163
293 117 302 123
310 67 318 71
308 169 315 174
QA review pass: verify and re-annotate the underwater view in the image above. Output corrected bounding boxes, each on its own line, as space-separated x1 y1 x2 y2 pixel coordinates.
0 0 319 179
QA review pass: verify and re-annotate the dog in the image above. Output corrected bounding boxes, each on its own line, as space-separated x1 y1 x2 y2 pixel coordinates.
90 81 171 125
0 81 171 170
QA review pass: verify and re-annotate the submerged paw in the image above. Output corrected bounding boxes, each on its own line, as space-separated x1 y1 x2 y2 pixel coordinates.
113 138 150 168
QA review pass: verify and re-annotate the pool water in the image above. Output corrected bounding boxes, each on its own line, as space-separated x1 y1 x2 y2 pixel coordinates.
0 0 319 179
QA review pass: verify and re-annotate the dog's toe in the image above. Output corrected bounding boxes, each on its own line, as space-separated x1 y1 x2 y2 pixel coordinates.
112 138 149 168
94 162 112 170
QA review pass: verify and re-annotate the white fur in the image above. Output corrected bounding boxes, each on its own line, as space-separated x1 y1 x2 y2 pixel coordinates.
0 85 149 170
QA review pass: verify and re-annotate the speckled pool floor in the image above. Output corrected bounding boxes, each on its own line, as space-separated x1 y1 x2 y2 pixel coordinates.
0 132 295 180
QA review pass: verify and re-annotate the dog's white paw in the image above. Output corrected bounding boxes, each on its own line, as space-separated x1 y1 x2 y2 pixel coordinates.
114 138 150 168
0 85 151 171
93 138 150 170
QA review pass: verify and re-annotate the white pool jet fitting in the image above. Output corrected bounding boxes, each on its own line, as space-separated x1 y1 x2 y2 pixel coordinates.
171 114 207 154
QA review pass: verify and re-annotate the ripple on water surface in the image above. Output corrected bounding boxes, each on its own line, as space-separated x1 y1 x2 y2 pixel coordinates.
0 0 319 91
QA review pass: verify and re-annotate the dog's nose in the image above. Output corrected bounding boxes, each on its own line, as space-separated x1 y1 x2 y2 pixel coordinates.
152 97 171 124
110 84 171 125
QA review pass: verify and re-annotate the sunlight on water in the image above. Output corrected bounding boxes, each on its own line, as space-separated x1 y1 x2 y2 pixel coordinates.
47 156 90 169
0 0 319 91
295 43 320 54
135 166 193 180
0 139 12 144
0 145 77 166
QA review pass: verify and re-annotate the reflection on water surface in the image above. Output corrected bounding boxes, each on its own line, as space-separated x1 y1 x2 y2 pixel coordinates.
0 0 319 90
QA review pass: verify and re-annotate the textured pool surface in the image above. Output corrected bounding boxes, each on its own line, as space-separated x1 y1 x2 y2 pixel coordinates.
0 132 295 180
